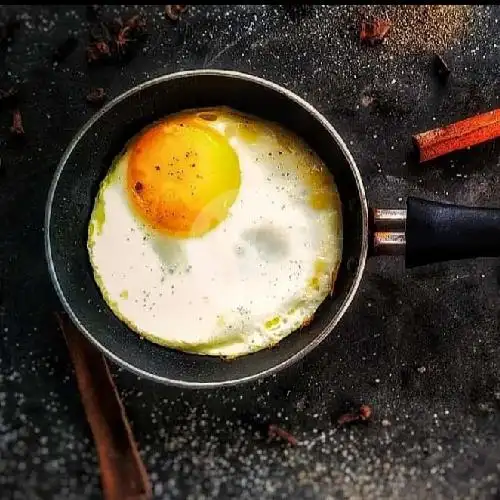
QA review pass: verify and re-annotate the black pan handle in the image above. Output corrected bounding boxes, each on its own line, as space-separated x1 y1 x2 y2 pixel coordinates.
405 196 500 268
371 197 500 268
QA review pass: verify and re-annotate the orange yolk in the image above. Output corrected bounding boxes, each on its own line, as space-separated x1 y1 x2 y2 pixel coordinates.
127 116 241 238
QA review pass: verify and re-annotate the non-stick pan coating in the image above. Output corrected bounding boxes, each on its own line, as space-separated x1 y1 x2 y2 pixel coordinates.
45 71 368 387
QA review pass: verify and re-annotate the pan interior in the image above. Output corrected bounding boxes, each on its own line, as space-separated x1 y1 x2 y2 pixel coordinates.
46 72 367 387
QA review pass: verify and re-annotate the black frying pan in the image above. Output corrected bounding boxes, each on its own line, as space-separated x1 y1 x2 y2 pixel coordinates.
45 70 500 388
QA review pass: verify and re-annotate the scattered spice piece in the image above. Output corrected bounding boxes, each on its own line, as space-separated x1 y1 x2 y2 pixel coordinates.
125 14 146 32
86 14 147 65
115 25 131 55
361 94 375 108
87 20 112 63
268 424 298 446
337 404 374 426
95 40 111 55
165 5 189 22
52 35 79 64
10 109 24 136
86 87 107 105
54 312 152 500
86 45 100 63
359 404 372 420
360 18 391 46
357 5 472 54
433 54 451 83
412 108 500 163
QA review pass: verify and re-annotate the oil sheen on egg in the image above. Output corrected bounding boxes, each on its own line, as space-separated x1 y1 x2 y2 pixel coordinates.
87 107 343 358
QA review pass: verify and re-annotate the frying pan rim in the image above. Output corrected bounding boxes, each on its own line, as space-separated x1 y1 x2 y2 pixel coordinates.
44 69 369 388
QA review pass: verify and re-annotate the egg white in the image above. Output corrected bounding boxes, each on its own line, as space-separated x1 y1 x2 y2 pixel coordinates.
88 108 343 358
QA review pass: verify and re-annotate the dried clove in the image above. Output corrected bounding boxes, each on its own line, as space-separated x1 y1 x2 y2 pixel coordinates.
86 87 107 105
10 109 24 136
360 19 391 46
86 14 147 65
337 404 373 426
125 14 146 32
165 5 189 22
359 404 372 420
86 45 100 63
94 40 110 55
115 25 131 55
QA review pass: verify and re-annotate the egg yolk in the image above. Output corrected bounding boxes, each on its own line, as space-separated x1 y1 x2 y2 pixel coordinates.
127 116 241 238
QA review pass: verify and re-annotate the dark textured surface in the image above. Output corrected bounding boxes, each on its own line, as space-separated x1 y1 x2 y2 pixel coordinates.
0 5 499 500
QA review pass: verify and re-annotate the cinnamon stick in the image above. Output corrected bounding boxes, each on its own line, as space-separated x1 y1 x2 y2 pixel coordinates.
413 108 500 163
55 312 152 500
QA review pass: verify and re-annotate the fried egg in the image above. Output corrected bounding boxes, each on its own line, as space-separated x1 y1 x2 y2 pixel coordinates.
87 107 343 358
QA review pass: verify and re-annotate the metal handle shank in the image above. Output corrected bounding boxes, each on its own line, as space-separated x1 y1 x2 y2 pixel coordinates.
371 208 407 256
